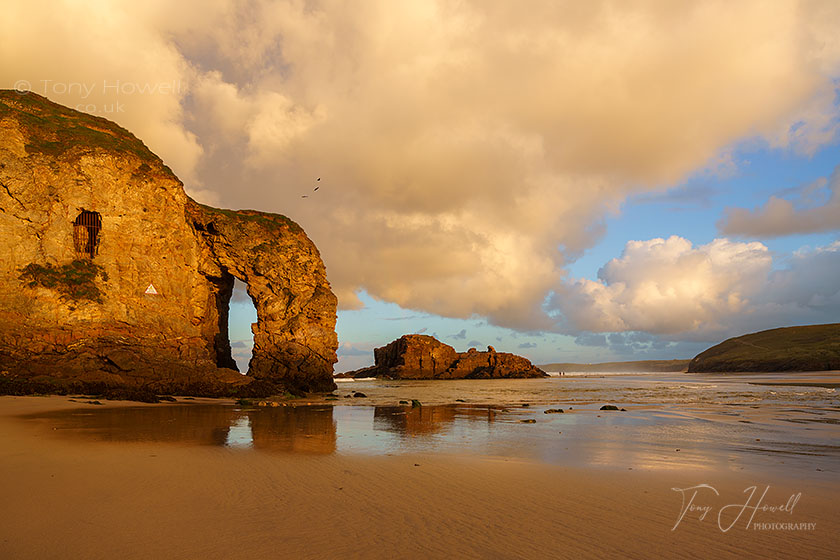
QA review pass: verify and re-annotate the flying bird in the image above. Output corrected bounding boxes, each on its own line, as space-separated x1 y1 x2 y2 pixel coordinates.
302 177 321 198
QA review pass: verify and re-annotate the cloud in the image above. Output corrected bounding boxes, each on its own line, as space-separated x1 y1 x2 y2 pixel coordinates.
554 236 772 336
518 342 537 349
719 166 840 237
448 329 467 340
0 0 205 190
630 184 720 209
604 332 664 356
554 236 840 340
574 333 608 347
467 340 483 348
754 241 840 316
2 1 840 332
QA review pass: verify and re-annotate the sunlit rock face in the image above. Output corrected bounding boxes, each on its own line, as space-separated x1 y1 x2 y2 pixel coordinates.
187 203 338 393
348 334 547 379
0 91 337 394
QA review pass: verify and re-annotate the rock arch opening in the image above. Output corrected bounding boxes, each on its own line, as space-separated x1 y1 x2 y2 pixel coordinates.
228 278 258 373
72 210 101 259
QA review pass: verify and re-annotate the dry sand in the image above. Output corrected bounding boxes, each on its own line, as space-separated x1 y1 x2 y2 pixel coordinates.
1 396 837 559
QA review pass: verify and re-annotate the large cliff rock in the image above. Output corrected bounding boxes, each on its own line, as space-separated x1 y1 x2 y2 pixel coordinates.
0 91 337 395
345 335 547 379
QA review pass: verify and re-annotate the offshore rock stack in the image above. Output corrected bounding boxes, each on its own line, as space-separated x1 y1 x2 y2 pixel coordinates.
341 334 547 379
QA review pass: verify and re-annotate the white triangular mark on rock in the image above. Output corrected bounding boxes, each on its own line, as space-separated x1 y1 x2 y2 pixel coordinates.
144 283 159 295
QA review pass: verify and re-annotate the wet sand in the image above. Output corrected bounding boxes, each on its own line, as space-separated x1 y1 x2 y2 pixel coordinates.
1 396 838 559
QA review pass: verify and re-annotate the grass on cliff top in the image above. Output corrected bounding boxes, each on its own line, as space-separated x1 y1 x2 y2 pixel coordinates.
0 90 169 170
195 203 304 236
19 260 108 303
689 323 840 372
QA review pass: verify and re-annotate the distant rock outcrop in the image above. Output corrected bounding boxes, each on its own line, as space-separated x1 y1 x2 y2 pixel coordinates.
0 91 337 396
688 323 840 373
342 335 547 379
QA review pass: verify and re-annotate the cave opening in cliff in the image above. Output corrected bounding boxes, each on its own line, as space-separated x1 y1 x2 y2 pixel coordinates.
227 278 257 373
72 210 102 259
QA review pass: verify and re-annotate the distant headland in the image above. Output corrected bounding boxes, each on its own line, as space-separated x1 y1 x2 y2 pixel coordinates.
688 323 840 373
538 359 689 373
539 324 840 374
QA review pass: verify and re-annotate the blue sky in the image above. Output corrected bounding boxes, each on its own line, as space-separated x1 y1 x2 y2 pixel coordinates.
570 142 840 280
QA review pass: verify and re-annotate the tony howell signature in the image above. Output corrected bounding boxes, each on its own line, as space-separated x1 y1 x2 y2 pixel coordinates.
671 484 815 532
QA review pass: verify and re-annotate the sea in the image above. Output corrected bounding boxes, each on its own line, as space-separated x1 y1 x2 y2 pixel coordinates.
24 372 840 477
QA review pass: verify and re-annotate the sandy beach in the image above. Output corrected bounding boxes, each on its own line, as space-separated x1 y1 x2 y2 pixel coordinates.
1 395 838 559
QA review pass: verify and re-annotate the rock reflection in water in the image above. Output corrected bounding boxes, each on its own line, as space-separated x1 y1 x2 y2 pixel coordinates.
372 405 502 437
27 400 840 474
32 405 337 454
249 406 336 454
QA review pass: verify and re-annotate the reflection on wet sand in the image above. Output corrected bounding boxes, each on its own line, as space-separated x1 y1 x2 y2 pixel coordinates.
32 404 504 449
30 405 337 454
24 400 840 475
36 406 240 446
372 405 502 436
249 406 336 453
